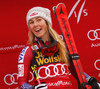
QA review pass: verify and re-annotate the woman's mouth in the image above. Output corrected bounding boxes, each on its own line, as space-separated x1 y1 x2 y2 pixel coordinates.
35 28 42 32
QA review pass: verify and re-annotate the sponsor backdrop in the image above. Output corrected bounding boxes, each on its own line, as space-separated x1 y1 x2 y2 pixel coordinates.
0 0 100 89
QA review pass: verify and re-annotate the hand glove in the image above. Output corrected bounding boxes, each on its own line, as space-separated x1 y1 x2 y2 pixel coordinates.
21 83 33 89
88 77 100 89
32 82 48 89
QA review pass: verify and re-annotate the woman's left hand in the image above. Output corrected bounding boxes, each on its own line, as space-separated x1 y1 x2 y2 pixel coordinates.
88 77 100 89
32 82 48 89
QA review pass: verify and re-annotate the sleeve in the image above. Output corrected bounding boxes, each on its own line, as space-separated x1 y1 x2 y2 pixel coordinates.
18 46 33 88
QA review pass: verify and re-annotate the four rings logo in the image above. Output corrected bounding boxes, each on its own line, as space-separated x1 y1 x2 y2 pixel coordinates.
94 59 100 77
4 72 34 85
37 63 71 79
94 59 100 71
87 29 100 41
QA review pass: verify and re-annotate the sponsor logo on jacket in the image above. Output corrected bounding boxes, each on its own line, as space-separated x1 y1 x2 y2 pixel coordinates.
35 51 60 66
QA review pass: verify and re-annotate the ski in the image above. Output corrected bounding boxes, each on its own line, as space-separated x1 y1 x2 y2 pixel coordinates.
53 3 91 89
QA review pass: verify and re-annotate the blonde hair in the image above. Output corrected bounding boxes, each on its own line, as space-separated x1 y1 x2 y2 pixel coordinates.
27 23 69 66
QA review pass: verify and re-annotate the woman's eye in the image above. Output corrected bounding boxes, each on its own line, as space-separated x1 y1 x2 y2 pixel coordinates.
29 21 34 24
37 18 41 22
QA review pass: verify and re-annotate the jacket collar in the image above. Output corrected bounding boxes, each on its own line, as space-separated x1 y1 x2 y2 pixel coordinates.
35 36 55 48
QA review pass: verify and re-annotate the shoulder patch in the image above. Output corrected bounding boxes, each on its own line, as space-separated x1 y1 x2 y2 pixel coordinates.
18 46 29 63
18 64 24 77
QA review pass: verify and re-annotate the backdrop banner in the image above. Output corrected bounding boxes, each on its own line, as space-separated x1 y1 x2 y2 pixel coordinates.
0 0 100 89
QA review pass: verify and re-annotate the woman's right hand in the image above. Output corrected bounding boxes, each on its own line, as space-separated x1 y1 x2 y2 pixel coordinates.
32 82 48 89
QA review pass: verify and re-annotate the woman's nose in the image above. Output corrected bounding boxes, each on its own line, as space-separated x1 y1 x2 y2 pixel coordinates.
34 21 38 27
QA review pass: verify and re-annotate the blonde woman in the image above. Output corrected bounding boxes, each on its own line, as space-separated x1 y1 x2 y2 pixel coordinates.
18 7 100 89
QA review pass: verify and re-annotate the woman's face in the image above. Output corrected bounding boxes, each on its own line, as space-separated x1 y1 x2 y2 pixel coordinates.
29 17 49 40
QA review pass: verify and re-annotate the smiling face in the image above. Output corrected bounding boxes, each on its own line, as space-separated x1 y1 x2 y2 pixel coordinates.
29 17 50 42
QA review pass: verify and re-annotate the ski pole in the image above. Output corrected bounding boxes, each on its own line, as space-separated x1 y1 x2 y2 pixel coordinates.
31 65 41 84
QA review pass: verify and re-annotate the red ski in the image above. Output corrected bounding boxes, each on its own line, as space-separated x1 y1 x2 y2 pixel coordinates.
53 3 91 89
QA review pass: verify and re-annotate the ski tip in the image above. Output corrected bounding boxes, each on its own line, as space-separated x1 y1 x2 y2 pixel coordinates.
56 3 66 8
52 6 56 14
52 6 56 11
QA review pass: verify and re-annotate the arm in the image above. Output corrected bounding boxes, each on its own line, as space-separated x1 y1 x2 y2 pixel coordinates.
18 46 48 89
18 46 33 88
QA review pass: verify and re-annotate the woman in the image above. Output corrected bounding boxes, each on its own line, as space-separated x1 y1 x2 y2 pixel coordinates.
18 6 100 89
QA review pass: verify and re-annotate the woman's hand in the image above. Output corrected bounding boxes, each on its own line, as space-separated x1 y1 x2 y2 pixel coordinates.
32 82 48 89
88 77 100 89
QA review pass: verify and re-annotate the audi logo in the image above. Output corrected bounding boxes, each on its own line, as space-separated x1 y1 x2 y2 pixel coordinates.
87 29 100 41
94 59 100 70
4 71 34 85
38 63 71 79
